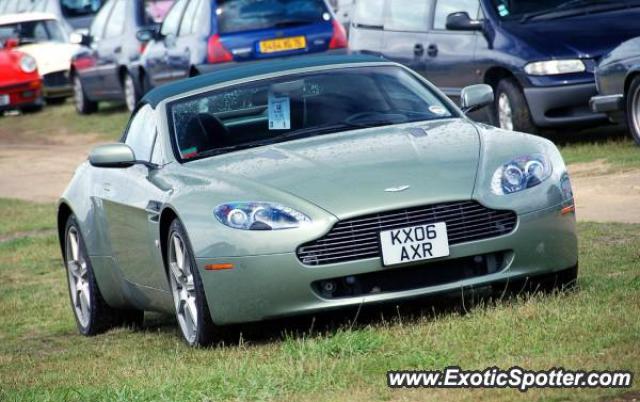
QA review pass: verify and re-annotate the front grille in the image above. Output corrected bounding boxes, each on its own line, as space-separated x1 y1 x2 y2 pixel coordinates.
297 201 517 266
43 71 69 87
311 251 508 299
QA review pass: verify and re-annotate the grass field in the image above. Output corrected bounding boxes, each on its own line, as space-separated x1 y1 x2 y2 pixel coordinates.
0 199 639 401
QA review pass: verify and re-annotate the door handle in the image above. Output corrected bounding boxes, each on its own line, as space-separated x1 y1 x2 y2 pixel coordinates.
427 44 438 57
114 46 122 54
414 43 424 57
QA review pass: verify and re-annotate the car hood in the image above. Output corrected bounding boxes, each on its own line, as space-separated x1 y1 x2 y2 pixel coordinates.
18 42 78 75
504 8 640 59
183 119 481 220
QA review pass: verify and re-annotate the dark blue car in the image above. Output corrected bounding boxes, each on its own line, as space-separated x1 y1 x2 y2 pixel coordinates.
137 0 348 90
350 0 640 133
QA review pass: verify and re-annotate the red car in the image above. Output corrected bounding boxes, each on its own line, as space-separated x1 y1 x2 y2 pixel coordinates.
0 39 43 113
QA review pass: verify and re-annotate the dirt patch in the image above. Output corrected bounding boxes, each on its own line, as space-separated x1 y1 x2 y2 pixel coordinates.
0 135 638 223
0 134 103 203
569 161 640 224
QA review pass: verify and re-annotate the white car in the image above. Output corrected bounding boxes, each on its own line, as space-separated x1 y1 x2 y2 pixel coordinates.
0 12 78 103
328 0 355 27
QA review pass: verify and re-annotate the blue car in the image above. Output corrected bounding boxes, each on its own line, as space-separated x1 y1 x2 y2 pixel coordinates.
350 0 640 133
137 0 348 90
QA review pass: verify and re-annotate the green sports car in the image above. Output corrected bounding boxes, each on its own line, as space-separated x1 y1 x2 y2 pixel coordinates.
57 54 578 346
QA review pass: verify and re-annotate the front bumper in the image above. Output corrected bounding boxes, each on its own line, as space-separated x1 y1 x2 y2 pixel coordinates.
196 203 577 325
589 94 624 113
0 80 43 112
42 71 72 99
524 83 609 128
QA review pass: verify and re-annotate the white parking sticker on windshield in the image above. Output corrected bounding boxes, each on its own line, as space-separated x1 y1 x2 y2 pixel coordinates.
268 95 291 130
429 105 447 115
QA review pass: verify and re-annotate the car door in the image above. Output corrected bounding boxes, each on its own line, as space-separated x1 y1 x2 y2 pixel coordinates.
95 0 127 98
349 0 385 53
170 0 203 79
381 0 432 75
78 0 113 97
424 0 482 99
146 0 188 87
100 105 169 290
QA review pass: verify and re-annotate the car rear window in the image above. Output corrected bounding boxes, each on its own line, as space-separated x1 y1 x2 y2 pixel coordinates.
215 0 331 34
168 65 455 162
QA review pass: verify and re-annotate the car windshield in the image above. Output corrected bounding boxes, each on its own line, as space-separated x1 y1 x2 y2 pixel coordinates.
60 0 105 17
216 0 330 34
491 0 640 20
0 19 66 44
168 65 455 162
144 0 175 24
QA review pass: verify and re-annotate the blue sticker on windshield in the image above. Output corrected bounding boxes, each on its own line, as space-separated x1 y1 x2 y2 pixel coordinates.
268 95 291 130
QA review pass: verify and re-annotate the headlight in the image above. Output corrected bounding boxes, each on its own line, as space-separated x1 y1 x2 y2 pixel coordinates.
214 202 311 230
491 154 552 195
524 59 585 76
19 55 37 74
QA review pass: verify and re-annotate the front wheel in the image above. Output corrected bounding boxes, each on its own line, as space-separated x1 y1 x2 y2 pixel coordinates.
73 75 97 114
625 75 640 145
493 78 538 134
166 219 218 347
123 72 140 112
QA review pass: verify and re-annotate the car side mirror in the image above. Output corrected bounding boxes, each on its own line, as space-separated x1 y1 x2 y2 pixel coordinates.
446 11 483 31
460 84 494 114
70 32 92 46
89 143 136 168
136 27 161 42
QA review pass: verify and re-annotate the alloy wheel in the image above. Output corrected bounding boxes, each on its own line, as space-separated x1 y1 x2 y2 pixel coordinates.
498 92 514 131
168 232 199 344
66 226 91 328
631 84 640 139
73 76 84 112
124 74 136 112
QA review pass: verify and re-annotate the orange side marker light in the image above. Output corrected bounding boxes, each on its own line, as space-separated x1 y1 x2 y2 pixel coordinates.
205 263 234 271
561 205 576 215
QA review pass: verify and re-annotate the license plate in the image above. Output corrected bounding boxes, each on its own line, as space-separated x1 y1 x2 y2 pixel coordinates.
379 222 450 266
0 94 9 106
259 36 306 54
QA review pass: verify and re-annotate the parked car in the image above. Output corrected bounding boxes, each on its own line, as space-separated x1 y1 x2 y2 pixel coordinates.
0 12 78 103
0 38 43 113
590 37 640 145
350 0 640 133
70 0 174 113
57 54 578 346
28 0 106 31
137 0 348 90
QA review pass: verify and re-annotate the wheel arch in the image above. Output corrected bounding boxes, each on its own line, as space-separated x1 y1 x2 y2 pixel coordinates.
623 69 640 97
483 66 518 90
57 202 75 260
159 207 179 278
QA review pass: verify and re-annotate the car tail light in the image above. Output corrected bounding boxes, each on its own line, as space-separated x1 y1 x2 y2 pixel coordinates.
139 41 147 54
329 19 348 49
207 34 233 64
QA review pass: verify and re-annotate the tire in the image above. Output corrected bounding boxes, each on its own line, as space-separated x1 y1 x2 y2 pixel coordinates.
140 68 152 94
166 218 218 347
64 215 143 335
73 75 97 115
123 71 140 113
493 78 538 134
625 75 640 146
